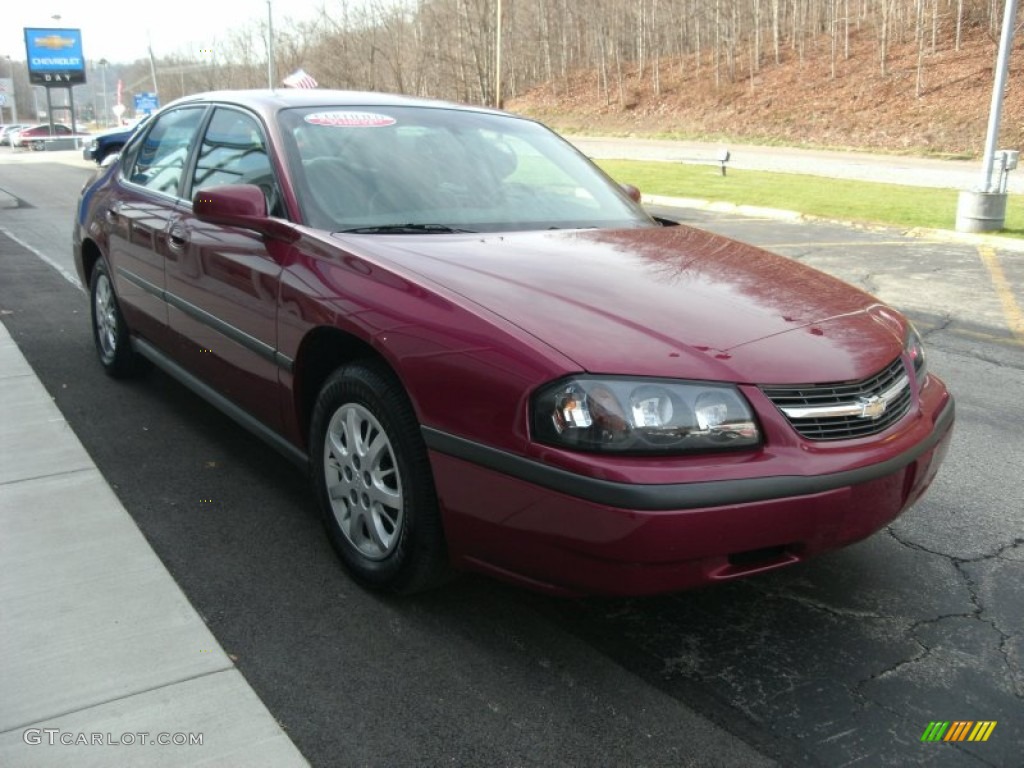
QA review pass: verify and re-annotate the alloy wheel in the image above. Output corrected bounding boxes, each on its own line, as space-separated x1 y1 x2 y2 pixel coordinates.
323 403 404 560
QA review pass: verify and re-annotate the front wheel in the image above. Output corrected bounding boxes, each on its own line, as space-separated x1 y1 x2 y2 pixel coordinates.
90 259 140 377
310 362 449 593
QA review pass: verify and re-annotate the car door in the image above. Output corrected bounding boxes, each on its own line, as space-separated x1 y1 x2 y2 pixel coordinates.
166 106 288 433
105 105 207 345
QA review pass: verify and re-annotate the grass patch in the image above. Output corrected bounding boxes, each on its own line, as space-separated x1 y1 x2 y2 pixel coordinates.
595 158 1024 235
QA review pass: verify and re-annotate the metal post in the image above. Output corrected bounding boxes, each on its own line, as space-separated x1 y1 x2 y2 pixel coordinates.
978 0 1019 192
3 55 17 125
148 44 160 99
11 60 18 125
267 0 275 89
495 0 503 109
100 60 108 127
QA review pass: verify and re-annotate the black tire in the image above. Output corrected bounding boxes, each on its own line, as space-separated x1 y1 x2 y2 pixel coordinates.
31 140 44 151
89 259 139 378
311 361 449 594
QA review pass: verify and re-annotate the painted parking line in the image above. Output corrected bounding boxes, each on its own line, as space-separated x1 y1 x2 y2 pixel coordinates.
940 326 1024 348
978 246 1024 343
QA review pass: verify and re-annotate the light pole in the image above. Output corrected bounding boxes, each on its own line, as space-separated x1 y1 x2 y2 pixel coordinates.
267 0 275 89
494 0 503 109
99 58 109 127
2 55 18 125
955 0 1019 232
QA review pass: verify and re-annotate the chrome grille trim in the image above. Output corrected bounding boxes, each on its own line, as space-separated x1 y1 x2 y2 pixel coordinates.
761 357 913 441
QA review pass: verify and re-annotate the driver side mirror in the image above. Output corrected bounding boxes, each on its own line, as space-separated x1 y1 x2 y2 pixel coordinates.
620 183 642 203
193 185 297 242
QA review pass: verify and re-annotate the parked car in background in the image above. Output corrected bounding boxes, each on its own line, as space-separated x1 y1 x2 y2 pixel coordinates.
13 123 90 150
0 124 33 146
83 115 153 165
73 89 954 597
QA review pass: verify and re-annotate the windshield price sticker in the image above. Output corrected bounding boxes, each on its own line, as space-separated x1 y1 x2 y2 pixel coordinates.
304 111 396 128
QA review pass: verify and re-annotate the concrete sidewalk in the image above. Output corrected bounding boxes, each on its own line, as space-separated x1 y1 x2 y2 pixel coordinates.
0 321 308 766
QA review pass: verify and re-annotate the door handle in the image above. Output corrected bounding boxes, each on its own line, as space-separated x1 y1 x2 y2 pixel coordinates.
167 226 188 253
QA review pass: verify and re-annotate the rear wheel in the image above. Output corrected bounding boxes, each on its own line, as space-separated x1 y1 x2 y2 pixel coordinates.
90 259 140 377
310 362 449 593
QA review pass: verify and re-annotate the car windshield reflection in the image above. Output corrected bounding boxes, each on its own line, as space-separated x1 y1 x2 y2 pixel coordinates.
278 106 655 234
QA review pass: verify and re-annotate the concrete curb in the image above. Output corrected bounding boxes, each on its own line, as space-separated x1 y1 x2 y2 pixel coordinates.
643 194 1024 253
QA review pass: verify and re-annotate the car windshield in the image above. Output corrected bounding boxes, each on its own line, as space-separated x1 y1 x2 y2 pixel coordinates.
278 106 655 234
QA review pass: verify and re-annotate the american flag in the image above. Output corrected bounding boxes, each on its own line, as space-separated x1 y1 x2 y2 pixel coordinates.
282 69 318 89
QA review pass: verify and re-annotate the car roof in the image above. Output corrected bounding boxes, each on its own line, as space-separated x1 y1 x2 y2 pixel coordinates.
161 89 508 121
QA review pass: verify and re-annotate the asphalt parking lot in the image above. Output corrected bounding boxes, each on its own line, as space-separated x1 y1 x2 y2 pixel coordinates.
1 149 1022 766
650 203 1024 351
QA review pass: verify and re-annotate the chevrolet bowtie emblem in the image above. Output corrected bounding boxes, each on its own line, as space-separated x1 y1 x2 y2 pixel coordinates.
858 395 887 420
34 35 76 50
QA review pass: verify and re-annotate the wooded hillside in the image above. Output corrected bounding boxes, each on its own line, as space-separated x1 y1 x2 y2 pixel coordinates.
113 0 1024 155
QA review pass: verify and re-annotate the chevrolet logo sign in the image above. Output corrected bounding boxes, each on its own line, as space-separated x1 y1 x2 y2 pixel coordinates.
858 395 888 420
34 35 76 50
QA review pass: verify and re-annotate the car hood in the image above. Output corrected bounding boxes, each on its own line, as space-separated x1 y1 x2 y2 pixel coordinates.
92 127 132 139
333 226 906 384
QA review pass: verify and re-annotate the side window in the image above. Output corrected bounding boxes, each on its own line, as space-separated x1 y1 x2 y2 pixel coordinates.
190 108 283 217
128 107 206 197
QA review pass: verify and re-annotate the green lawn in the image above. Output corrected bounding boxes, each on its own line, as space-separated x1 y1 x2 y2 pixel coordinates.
594 159 1024 237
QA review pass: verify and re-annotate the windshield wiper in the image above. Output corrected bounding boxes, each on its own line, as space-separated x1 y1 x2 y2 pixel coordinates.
336 223 476 234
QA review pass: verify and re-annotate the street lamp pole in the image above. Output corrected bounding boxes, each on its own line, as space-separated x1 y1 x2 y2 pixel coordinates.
978 0 1019 193
2 55 19 125
267 0 275 89
99 58 109 127
494 0 503 109
955 0 1019 232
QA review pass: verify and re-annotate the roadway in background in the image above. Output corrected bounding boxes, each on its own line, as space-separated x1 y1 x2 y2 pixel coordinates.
570 136 1024 193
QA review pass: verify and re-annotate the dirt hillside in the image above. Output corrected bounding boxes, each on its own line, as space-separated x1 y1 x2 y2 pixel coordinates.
508 27 1024 158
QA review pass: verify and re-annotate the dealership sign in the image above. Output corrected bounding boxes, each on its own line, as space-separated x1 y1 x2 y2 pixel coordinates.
24 28 86 85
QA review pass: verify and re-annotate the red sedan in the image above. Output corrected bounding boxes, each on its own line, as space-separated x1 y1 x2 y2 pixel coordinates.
73 90 954 596
14 123 89 150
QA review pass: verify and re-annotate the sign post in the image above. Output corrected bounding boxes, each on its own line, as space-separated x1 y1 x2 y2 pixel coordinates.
0 77 16 125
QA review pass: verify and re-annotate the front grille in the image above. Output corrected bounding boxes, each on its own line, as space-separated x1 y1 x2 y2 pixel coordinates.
761 357 912 441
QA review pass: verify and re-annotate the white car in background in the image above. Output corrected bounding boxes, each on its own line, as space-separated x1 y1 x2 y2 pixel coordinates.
0 124 33 146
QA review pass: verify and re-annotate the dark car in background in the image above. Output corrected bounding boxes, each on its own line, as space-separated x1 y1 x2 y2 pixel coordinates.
72 89 954 597
83 115 152 165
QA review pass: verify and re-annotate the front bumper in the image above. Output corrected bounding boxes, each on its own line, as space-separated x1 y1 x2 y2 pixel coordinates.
427 382 954 596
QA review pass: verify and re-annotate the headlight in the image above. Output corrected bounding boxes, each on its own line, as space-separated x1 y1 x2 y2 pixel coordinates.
88 139 98 150
905 325 927 388
532 376 761 454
